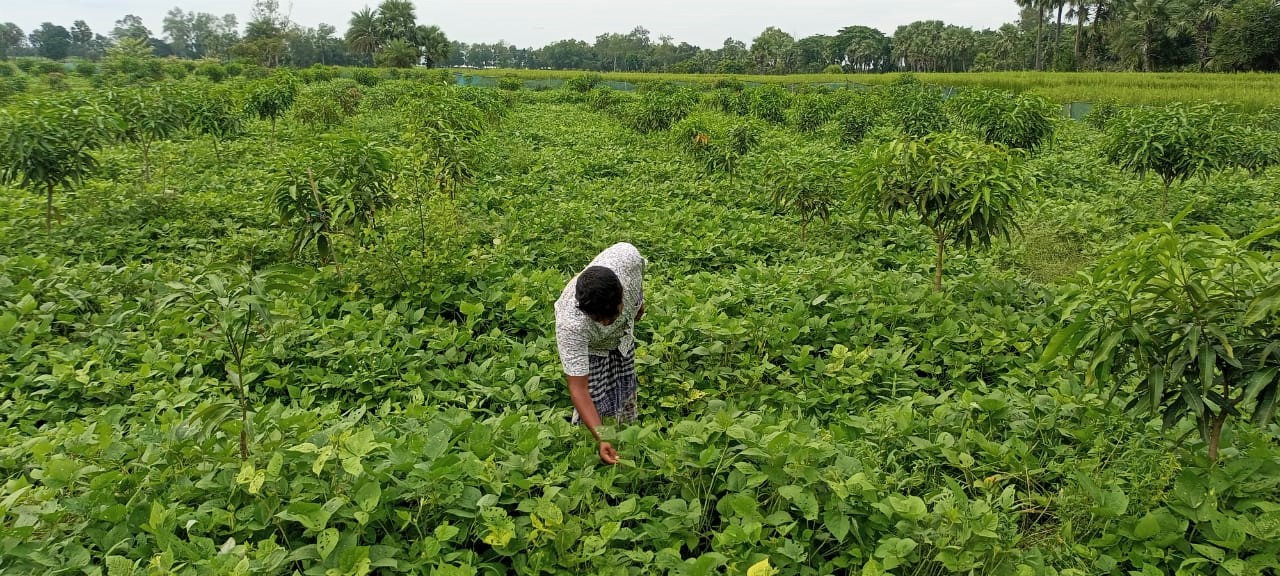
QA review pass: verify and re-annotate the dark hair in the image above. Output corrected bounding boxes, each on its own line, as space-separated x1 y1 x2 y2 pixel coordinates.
576 266 623 320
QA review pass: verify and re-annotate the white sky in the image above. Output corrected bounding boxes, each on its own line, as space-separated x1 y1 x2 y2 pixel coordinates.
6 1 1020 47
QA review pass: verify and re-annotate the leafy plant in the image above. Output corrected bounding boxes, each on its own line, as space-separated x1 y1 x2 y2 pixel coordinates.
188 86 246 160
0 76 26 103
292 79 364 130
498 75 523 91
881 76 949 137
747 84 792 124
833 93 884 145
1103 103 1229 212
271 135 395 265
946 88 1058 150
0 96 118 230
246 73 301 140
1042 216 1280 460
106 85 193 183
1219 121 1279 177
586 86 626 112
759 142 845 240
788 93 840 133
195 61 227 82
100 38 164 85
1084 99 1122 130
851 132 1031 291
564 72 603 93
624 88 697 133
672 112 763 177
161 265 301 459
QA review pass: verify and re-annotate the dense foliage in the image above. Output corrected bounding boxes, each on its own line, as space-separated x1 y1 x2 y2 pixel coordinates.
0 71 1279 576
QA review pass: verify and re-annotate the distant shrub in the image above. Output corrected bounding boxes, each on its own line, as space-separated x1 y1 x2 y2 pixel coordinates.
625 88 697 133
711 77 744 91
43 72 70 91
351 68 381 87
74 61 97 77
748 84 793 124
242 65 270 80
293 79 363 129
35 60 62 75
564 73 603 93
196 61 226 82
789 93 840 133
164 62 188 80
0 62 15 77
498 75 523 91
0 76 28 103
823 64 844 74
225 62 245 77
946 88 1059 150
587 86 626 112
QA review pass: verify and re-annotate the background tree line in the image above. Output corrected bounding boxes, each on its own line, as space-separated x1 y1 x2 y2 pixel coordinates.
3 0 1278 72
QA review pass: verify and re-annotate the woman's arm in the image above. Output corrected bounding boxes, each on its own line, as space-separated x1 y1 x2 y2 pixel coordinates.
566 374 618 464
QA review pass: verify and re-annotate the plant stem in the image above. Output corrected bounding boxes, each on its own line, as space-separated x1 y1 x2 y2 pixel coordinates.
46 185 54 233
933 231 946 292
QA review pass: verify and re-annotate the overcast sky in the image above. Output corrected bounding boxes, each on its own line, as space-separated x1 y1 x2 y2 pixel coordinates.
8 1 1020 48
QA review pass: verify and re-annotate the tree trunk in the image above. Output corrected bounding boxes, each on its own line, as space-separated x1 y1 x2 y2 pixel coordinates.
1035 10 1045 70
1208 410 1226 461
1074 4 1087 69
933 235 946 292
141 141 151 184
1141 33 1152 72
1091 5 1104 67
1197 21 1211 71
1053 3 1064 69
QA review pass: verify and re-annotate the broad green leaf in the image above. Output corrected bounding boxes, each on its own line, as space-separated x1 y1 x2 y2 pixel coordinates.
824 508 851 542
105 556 135 576
277 502 331 532
317 528 339 560
1134 513 1161 539
356 481 380 512
1209 516 1247 550
746 558 774 576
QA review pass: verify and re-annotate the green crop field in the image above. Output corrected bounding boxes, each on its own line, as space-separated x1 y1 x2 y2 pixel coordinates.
458 68 1280 110
1 65 1279 576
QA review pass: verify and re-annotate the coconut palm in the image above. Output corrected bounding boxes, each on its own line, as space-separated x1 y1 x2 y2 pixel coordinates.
345 7 379 60
1068 1 1091 68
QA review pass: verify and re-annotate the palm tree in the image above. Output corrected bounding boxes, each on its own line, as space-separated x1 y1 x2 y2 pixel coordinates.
376 0 417 43
1052 0 1067 69
1068 1 1091 69
1018 0 1055 69
993 24 1022 70
374 38 418 68
1126 0 1173 71
346 7 379 61
1176 0 1230 70
415 25 450 67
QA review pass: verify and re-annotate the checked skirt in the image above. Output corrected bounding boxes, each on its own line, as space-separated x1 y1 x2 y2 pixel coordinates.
572 348 639 424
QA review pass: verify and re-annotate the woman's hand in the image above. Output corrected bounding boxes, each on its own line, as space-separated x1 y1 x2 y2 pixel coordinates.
598 441 619 465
